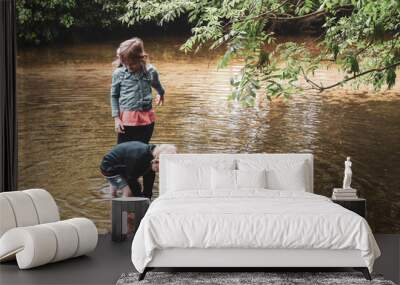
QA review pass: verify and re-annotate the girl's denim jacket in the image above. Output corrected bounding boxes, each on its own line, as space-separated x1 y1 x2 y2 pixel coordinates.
110 64 165 117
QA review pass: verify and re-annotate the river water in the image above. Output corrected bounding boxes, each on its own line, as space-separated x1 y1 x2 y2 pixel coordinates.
17 37 400 233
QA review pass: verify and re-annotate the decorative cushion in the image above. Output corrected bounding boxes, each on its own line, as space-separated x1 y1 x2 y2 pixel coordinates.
168 163 210 191
238 159 308 191
236 169 267 189
211 168 237 190
167 160 236 192
160 154 313 195
266 162 307 191
210 169 268 191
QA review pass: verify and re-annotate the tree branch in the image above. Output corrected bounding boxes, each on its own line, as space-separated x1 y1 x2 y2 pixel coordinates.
239 0 291 22
304 61 400 92
238 4 353 24
223 0 291 28
271 5 353 21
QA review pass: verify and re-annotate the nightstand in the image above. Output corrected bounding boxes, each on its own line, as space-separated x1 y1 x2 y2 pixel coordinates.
332 198 366 218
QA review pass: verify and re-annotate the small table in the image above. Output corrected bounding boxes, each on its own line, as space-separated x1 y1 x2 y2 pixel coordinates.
332 198 366 218
111 197 150 242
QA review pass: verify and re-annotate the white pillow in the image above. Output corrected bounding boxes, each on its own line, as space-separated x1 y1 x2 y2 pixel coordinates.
167 160 236 192
236 169 267 189
211 168 236 190
266 162 307 191
167 163 210 191
238 159 308 191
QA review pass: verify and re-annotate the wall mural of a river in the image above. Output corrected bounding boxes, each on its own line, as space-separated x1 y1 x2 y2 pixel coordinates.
17 37 400 234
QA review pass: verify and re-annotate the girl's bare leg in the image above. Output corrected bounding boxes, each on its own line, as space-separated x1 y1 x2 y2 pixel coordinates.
122 185 132 197
109 184 118 198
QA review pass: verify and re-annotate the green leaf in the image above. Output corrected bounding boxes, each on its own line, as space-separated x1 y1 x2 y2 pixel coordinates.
386 68 396 89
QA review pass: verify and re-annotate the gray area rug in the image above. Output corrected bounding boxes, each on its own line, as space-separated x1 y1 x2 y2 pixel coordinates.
116 272 396 285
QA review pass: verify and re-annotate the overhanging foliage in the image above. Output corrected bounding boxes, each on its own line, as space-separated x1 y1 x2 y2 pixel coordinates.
122 0 400 102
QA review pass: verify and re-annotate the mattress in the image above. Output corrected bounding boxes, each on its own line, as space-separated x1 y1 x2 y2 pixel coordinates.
131 190 380 273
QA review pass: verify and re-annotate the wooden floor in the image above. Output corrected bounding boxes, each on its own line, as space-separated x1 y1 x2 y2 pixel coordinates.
0 234 399 285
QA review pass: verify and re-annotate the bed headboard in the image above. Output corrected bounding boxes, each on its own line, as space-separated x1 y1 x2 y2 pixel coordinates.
159 153 314 195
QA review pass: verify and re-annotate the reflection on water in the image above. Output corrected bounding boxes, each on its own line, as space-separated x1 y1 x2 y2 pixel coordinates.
17 37 400 233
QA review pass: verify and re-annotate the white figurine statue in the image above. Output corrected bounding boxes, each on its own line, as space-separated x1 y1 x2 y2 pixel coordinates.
342 156 352 189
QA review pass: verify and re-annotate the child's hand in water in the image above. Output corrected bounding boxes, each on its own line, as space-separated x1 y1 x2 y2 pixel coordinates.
155 94 164 106
114 117 125 133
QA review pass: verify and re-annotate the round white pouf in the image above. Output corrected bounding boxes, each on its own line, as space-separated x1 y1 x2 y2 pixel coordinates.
23 188 60 223
0 189 60 238
64 218 98 257
0 196 17 237
0 191 39 227
42 221 79 262
0 218 98 269
0 226 57 269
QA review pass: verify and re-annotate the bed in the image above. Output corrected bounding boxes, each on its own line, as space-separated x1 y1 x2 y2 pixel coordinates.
131 154 380 280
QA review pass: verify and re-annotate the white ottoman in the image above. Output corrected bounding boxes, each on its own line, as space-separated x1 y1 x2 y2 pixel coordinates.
0 189 98 269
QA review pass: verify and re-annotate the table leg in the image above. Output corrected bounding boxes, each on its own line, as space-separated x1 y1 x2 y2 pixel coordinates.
133 201 149 236
112 201 122 242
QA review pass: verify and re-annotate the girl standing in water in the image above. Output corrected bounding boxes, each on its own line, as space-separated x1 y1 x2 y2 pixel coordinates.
110 37 165 197
111 37 164 144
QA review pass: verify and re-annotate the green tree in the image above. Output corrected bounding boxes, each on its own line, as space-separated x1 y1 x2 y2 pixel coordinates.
71 0 127 32
16 0 127 45
122 0 400 103
16 0 76 44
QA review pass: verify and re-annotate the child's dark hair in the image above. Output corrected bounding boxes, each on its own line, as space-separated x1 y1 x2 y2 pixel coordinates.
113 38 148 71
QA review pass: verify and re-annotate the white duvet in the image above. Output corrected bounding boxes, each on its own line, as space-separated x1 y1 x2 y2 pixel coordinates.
131 190 380 273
